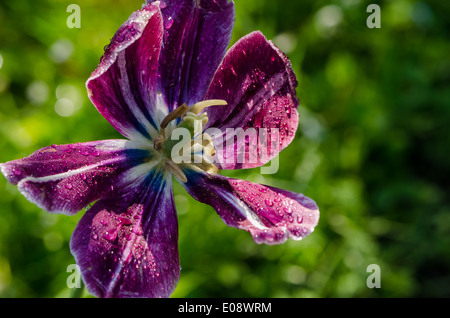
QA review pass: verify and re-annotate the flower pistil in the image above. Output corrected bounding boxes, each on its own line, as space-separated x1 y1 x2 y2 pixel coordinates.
154 99 227 182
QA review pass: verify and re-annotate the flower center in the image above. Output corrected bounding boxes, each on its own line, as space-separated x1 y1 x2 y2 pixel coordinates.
153 100 227 183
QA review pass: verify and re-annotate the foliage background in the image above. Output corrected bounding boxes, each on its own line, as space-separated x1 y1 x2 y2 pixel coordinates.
0 0 449 298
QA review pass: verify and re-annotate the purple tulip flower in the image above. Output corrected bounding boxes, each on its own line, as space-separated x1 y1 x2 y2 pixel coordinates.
0 0 319 298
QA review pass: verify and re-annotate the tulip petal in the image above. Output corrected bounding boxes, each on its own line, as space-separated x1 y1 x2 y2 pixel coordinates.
0 140 154 215
70 169 179 298
86 3 165 141
182 167 319 245
204 31 299 170
149 0 235 109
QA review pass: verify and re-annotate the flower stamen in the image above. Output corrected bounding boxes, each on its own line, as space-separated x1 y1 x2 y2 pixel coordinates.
154 99 228 181
153 135 165 151
160 103 188 129
186 99 228 115
164 158 187 183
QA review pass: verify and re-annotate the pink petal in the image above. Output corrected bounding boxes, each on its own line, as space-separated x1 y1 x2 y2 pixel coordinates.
86 3 164 141
1 140 150 215
70 170 179 298
148 0 235 109
182 168 319 245
204 31 299 170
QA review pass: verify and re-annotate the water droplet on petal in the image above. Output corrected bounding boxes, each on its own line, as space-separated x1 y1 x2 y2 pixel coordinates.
265 199 274 207
165 17 174 29
283 207 292 214
237 187 246 193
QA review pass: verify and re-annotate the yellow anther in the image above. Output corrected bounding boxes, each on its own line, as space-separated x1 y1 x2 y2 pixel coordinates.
186 99 228 115
160 103 188 129
164 158 188 183
154 100 226 180
153 135 165 151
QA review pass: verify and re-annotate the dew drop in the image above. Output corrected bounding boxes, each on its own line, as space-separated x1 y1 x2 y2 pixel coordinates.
237 186 246 193
165 17 174 29
264 199 274 207
65 183 73 190
80 149 90 156
115 32 125 43
103 231 117 242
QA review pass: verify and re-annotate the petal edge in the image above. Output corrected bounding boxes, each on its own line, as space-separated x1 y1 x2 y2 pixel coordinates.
182 168 319 245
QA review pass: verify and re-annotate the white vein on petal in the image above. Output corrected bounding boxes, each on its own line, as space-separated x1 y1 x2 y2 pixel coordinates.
116 51 160 140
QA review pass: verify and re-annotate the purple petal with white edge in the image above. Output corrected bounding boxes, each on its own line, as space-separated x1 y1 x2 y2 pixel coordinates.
70 169 179 298
147 0 235 109
87 3 165 141
182 168 319 245
0 140 152 215
204 31 299 170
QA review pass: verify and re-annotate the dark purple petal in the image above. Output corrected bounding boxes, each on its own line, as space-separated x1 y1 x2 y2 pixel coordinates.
70 170 179 298
0 140 150 215
204 31 299 170
182 168 319 245
147 0 235 109
87 3 165 141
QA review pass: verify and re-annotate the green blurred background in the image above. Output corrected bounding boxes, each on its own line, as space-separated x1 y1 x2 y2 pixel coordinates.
0 0 449 298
